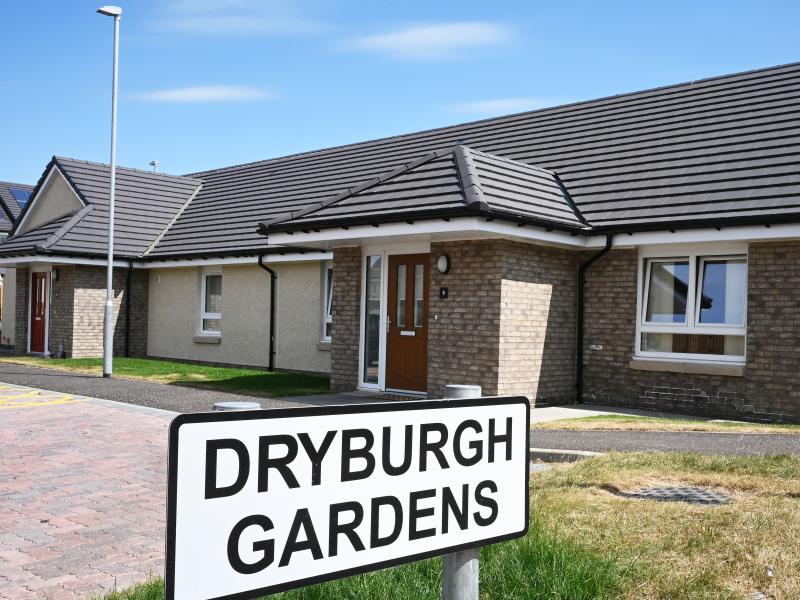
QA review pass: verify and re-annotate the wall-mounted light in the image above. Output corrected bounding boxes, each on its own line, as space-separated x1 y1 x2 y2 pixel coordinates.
436 253 451 274
52 268 59 281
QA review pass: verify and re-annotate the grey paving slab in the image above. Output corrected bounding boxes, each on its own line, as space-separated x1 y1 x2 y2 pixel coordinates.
529 429 800 456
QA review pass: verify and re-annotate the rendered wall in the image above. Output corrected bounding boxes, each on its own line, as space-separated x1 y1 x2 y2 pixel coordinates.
17 171 82 234
147 262 330 374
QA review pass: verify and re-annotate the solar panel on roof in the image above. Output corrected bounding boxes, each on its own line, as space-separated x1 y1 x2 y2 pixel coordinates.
9 188 31 208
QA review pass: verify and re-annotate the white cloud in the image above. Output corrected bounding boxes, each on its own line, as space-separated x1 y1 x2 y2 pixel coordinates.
450 97 567 117
133 85 274 103
349 22 511 59
155 0 322 35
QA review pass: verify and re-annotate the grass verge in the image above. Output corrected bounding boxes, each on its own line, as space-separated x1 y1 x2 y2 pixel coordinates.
0 357 329 398
95 518 623 600
534 413 800 433
97 453 800 599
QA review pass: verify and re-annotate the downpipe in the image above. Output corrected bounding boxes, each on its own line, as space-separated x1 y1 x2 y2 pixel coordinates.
575 234 613 403
258 255 277 371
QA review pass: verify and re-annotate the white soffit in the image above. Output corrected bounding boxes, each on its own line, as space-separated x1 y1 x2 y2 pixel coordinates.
268 217 588 250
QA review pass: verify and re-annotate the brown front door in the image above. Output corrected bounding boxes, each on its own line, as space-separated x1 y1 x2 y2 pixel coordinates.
30 272 47 353
386 254 429 392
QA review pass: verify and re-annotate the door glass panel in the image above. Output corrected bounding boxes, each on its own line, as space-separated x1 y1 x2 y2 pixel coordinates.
645 260 689 323
396 265 406 328
414 264 424 327
363 255 382 384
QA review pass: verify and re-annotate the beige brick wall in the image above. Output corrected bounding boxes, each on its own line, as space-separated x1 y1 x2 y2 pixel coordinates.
14 265 147 358
330 247 361 392
428 240 503 398
14 268 28 351
428 239 578 403
65 266 148 358
330 240 579 403
582 244 800 423
497 241 578 403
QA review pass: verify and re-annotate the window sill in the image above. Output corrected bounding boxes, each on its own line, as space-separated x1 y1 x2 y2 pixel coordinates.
193 335 221 345
317 341 332 352
629 358 744 377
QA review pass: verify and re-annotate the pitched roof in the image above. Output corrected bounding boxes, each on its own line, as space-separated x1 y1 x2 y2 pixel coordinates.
142 61 800 256
1 158 202 258
3 61 799 260
0 181 33 233
264 145 586 232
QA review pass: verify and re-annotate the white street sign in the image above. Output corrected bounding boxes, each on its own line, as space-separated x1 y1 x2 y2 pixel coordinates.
165 397 529 600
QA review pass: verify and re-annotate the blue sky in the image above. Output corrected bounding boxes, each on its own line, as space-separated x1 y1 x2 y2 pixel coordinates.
2 0 798 184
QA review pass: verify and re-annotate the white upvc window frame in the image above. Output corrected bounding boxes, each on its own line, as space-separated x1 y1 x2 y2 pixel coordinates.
321 261 333 342
635 243 748 364
199 270 222 336
357 241 431 392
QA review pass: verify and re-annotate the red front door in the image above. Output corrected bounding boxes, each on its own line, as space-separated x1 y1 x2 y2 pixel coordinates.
386 254 429 392
30 272 47 353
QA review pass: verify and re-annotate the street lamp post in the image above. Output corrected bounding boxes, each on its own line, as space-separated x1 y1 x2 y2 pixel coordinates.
97 5 122 378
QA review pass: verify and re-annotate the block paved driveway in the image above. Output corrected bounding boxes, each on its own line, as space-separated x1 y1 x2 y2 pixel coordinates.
0 383 172 600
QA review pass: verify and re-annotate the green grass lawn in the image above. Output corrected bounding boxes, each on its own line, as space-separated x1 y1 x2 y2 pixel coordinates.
96 518 623 600
0 357 329 398
534 413 800 433
96 453 800 599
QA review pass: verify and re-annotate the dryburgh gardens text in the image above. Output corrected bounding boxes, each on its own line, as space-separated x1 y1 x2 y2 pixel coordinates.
167 399 529 600
206 417 514 572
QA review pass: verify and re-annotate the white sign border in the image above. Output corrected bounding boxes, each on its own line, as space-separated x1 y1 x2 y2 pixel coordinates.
165 396 530 600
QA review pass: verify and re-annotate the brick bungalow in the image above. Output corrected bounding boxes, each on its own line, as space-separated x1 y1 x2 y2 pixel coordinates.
1 62 799 422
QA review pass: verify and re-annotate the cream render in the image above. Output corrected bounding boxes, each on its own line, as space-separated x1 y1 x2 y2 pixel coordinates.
147 261 330 373
16 170 82 235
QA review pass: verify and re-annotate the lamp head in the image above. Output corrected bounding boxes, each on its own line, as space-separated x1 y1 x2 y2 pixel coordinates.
96 5 122 17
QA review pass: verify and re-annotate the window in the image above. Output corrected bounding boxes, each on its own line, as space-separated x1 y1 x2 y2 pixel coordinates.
638 250 747 362
201 273 222 334
322 263 333 341
363 255 382 385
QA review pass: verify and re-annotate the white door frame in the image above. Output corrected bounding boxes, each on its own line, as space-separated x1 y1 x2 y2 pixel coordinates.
26 265 52 356
356 242 431 392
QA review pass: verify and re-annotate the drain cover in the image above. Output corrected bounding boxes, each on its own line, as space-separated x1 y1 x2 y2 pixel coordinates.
614 486 731 505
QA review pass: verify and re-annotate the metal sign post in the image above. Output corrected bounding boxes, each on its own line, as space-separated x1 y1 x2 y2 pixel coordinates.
442 385 481 600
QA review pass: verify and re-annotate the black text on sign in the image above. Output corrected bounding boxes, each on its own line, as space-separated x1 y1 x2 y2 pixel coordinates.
166 397 529 600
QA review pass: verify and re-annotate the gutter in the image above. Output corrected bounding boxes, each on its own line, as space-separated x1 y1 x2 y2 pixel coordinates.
257 254 277 371
576 233 613 403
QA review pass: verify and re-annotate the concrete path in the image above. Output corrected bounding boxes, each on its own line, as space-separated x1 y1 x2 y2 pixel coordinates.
0 383 173 599
531 403 723 424
530 429 800 456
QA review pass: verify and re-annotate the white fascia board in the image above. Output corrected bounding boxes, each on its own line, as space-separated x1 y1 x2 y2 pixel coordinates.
139 252 332 269
0 255 131 268
586 223 800 248
268 217 588 249
0 252 333 270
